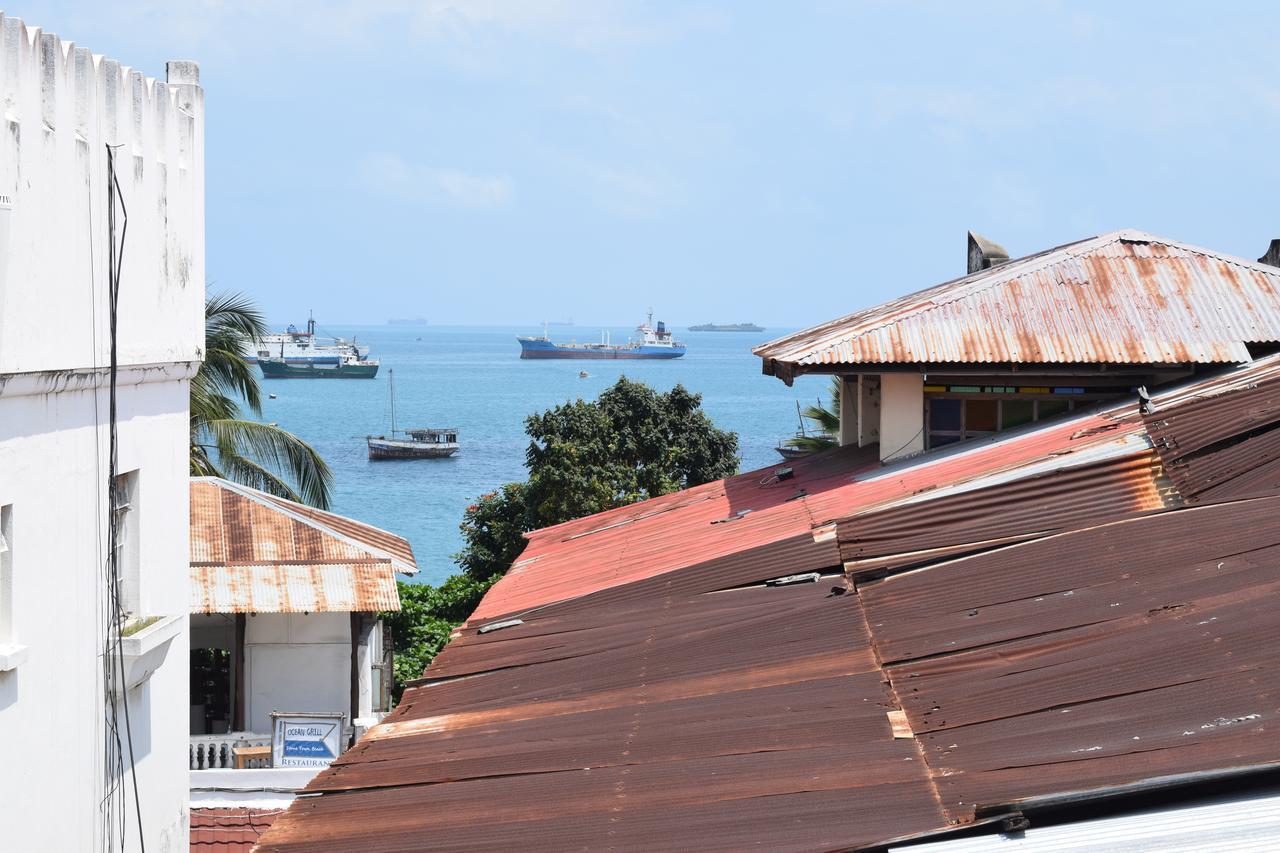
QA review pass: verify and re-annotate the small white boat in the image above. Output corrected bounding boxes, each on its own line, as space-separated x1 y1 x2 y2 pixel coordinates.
366 369 459 460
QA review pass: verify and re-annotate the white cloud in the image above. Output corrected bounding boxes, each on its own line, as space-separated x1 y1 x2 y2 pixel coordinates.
359 152 512 209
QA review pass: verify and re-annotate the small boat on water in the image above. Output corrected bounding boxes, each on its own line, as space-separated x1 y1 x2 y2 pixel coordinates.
517 310 685 360
775 401 830 460
366 370 459 460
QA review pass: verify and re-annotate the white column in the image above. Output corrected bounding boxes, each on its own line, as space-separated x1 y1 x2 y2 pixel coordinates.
837 376 859 447
858 375 880 447
879 373 925 462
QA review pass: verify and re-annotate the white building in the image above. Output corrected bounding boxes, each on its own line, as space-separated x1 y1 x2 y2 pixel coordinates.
0 13 204 853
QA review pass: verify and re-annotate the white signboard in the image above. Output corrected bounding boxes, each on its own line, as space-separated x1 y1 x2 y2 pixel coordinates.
270 711 346 768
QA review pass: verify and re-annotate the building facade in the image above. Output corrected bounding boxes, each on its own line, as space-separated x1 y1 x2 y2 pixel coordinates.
0 14 204 852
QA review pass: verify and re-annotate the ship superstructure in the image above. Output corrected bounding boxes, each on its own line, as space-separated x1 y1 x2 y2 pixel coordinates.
246 314 380 378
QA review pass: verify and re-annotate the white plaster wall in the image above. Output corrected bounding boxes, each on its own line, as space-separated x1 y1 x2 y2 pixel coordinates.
0 378 195 852
880 373 925 462
245 613 355 735
0 14 204 374
0 13 203 853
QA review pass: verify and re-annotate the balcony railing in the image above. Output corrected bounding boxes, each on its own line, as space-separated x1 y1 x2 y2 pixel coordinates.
190 732 271 770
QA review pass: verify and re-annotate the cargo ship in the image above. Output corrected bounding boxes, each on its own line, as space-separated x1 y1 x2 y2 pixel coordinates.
688 322 765 332
518 311 686 360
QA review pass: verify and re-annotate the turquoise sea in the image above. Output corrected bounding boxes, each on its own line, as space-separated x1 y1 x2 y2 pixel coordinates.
259 324 826 585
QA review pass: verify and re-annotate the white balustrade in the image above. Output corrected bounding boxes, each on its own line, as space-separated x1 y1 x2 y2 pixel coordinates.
189 732 271 770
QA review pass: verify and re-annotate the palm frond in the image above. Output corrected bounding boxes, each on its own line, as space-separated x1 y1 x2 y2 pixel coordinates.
204 292 267 415
205 418 333 509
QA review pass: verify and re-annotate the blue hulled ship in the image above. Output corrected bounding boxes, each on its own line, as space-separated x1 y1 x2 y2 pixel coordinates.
518 311 686 360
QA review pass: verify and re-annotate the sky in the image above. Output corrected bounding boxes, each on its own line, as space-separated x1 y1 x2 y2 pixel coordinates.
17 1 1280 328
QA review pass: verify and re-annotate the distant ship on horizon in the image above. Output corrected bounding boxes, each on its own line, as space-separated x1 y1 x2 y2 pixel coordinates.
688 322 765 332
518 311 686 360
546 317 575 327
388 317 428 326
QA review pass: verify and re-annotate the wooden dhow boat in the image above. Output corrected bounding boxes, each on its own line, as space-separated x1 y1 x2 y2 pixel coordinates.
366 370 459 460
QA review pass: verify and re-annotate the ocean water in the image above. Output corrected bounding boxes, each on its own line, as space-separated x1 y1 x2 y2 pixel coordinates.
259 324 827 584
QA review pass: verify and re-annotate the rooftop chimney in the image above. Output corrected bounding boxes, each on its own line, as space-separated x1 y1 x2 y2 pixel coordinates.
1259 239 1280 269
967 231 1009 274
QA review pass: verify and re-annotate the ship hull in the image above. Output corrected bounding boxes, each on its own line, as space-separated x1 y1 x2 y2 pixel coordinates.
367 438 459 460
260 360 379 379
517 337 685 360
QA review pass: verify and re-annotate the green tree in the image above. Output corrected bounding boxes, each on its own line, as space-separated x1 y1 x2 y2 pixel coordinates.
384 377 739 696
784 376 842 454
190 293 334 509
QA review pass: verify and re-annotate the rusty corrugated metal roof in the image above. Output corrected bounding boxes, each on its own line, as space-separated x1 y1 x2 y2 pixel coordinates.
471 401 1158 623
861 494 1280 823
755 231 1280 378
190 562 400 614
254 360 1280 851
190 478 407 613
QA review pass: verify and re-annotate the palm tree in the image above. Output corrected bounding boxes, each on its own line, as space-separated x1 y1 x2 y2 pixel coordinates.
190 293 334 508
784 376 841 453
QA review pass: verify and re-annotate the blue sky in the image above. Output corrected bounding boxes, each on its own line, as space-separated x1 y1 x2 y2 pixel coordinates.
19 1 1280 328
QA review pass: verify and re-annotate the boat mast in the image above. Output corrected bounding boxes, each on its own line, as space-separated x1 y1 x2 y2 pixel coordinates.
388 368 397 435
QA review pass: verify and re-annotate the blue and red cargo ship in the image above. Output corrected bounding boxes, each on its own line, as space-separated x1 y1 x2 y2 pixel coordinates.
518 311 686 360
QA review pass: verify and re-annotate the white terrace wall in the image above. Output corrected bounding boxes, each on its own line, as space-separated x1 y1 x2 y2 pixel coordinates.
0 13 204 373
0 13 203 853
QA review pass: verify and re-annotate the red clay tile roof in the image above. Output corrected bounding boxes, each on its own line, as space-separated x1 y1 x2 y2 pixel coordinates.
190 808 282 851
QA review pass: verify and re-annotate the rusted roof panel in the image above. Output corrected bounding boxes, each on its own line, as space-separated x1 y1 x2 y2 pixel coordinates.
191 478 417 575
475 404 1149 622
190 561 400 614
1145 356 1280 502
190 478 407 613
258 493 417 574
256 583 953 853
860 496 1280 823
755 231 1280 374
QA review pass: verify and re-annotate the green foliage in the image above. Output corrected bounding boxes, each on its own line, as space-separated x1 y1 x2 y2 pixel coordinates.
191 293 334 509
383 574 498 701
455 483 531 582
524 377 740 526
385 376 740 697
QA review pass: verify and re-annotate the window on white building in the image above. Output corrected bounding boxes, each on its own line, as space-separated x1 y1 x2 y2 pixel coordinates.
112 472 141 621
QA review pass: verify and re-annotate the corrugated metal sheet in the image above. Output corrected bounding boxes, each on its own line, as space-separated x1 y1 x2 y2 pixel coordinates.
860 495 1280 825
755 230 1280 375
191 478 416 574
190 562 400 614
190 478 406 613
474 404 1148 622
255 583 952 853
1145 355 1280 503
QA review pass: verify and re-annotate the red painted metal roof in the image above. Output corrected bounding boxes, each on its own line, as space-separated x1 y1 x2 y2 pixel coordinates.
190 808 281 851
755 230 1280 378
472 401 1158 622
